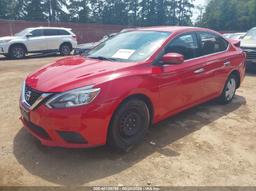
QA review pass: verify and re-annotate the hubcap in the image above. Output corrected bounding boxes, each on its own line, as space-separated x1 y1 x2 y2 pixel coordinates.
225 78 236 101
119 110 141 137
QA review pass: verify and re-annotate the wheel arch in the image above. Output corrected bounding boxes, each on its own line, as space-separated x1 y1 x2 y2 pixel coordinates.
59 41 73 50
230 70 241 88
109 93 154 128
106 93 154 146
8 43 28 53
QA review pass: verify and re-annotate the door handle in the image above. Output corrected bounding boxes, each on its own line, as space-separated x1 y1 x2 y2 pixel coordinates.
194 68 205 74
224 61 231 67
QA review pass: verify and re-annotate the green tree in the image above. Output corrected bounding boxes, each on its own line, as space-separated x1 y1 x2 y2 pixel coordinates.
102 0 128 25
0 0 196 27
198 0 256 31
24 0 46 21
90 0 104 23
68 0 91 23
43 0 68 22
176 0 194 25
0 0 9 18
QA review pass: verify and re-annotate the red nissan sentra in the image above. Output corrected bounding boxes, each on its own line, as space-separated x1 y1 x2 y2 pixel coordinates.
20 27 246 151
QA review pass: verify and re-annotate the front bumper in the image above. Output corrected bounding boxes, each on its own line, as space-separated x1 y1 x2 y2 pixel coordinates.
242 47 256 63
20 101 115 148
0 43 9 54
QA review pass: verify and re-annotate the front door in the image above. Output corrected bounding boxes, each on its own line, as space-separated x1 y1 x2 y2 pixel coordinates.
25 29 48 52
195 31 232 97
157 32 207 117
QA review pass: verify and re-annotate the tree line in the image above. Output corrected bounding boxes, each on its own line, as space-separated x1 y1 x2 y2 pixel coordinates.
197 0 256 31
0 0 194 26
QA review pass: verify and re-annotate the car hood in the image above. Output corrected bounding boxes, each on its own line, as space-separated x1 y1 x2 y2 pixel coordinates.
0 36 19 41
241 38 256 48
26 56 138 92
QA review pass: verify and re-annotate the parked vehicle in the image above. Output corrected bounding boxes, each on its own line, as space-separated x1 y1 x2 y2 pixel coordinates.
20 26 246 151
223 33 233 39
73 33 117 55
241 27 256 65
0 27 77 59
229 33 246 40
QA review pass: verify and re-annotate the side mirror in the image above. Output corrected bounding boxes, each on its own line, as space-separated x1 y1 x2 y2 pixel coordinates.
26 33 33 38
161 53 184 65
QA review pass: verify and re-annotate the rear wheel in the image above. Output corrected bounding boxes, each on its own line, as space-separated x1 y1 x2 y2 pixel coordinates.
60 43 72 56
9 45 26 59
108 99 150 152
218 74 237 104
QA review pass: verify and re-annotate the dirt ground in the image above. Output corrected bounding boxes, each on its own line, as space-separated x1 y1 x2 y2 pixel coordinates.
0 55 256 187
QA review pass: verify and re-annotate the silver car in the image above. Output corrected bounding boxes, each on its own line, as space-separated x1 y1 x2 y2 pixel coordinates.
241 28 256 65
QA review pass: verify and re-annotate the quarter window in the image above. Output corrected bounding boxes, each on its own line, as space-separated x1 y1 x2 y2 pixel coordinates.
165 33 199 60
198 32 229 56
58 30 70 35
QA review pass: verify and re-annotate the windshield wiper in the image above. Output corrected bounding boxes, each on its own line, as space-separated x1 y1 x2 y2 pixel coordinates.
88 56 116 61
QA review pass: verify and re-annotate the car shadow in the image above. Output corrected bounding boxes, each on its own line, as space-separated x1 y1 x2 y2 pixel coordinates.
0 52 65 61
13 95 246 186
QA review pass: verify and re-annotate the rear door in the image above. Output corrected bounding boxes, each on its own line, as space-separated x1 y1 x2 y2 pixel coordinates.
43 29 62 50
195 31 231 97
157 32 207 116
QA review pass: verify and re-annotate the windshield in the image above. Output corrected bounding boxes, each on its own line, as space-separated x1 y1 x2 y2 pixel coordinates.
244 28 256 40
88 31 171 62
14 29 31 37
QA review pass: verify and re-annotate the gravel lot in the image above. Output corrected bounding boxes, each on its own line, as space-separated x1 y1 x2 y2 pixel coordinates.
0 55 256 186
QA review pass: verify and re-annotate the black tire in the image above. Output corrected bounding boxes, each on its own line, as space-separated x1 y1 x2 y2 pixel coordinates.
9 45 26 59
60 43 72 56
108 99 150 152
218 74 238 104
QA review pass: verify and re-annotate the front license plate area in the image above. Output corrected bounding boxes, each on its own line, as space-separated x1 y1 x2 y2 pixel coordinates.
20 107 30 122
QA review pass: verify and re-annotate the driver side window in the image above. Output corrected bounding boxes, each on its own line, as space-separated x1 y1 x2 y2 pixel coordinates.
30 29 43 37
165 33 199 60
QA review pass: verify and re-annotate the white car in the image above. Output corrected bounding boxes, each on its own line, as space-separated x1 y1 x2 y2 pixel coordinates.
241 27 256 66
0 27 77 59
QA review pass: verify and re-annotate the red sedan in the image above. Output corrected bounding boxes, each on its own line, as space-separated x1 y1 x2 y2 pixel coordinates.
20 26 246 151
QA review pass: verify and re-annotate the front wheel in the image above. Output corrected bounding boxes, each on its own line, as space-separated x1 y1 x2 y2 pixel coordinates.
108 99 150 152
9 45 26 59
60 44 72 56
218 74 237 104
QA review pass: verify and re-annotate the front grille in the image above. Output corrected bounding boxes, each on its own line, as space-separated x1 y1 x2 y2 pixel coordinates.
246 51 256 59
27 121 51 140
25 85 42 106
242 47 256 60
58 131 87 144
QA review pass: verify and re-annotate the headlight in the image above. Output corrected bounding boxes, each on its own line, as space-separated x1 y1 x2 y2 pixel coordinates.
0 40 11 44
46 86 101 109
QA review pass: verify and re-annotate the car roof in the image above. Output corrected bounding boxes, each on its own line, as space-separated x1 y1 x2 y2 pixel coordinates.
132 26 218 34
27 27 72 30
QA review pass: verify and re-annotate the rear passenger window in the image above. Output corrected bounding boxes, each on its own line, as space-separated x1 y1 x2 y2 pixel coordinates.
198 32 229 56
44 29 58 36
165 33 199 60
